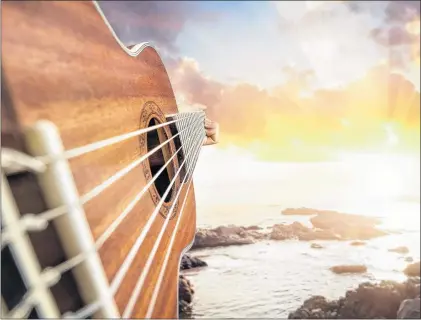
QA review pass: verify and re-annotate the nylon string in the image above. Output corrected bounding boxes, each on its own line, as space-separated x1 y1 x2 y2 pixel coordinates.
122 125 204 317
63 118 204 319
0 112 201 248
1 110 205 318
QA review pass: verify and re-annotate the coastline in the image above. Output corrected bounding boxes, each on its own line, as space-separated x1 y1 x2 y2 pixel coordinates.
179 207 421 319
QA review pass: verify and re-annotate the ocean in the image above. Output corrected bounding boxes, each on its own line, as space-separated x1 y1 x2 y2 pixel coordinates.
184 148 420 318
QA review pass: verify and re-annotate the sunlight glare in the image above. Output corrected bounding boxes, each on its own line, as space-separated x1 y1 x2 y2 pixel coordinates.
384 124 399 146
406 19 420 35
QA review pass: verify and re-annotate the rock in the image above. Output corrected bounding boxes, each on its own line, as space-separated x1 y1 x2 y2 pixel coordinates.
244 225 262 231
179 275 194 318
289 278 421 319
330 265 367 274
310 211 387 240
288 296 333 319
269 222 341 241
397 298 420 319
270 222 305 240
311 243 324 249
300 229 341 241
179 300 192 319
179 275 194 303
180 255 208 270
338 280 417 319
404 261 420 277
350 241 366 246
191 225 264 249
282 207 325 216
192 208 389 250
242 229 267 240
389 246 410 254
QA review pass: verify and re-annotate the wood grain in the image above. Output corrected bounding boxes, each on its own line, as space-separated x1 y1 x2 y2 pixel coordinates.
1 75 84 315
2 1 197 318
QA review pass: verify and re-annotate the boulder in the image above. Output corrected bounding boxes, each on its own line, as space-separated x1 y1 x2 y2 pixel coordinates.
301 229 341 241
389 246 410 254
404 261 420 277
397 298 420 319
244 225 262 231
282 207 325 216
179 275 194 318
269 222 341 241
310 211 387 240
350 241 366 246
282 207 343 216
289 278 421 319
330 265 367 274
338 280 418 319
311 243 324 249
270 222 306 240
191 225 265 249
180 255 207 270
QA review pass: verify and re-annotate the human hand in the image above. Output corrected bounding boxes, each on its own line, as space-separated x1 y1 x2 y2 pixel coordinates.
203 118 219 146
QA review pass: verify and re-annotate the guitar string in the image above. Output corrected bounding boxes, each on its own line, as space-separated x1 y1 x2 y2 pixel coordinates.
36 111 201 165
63 123 204 319
144 121 203 319
2 124 203 319
1 111 205 317
108 115 204 294
0 113 202 249
1 175 61 319
0 123 187 250
146 112 203 318
32 115 204 285
54 114 204 274
2 266 61 319
146 143 201 318
95 115 203 249
2 130 200 320
122 123 204 317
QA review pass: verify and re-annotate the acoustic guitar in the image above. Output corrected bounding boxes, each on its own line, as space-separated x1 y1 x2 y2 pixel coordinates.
1 1 214 318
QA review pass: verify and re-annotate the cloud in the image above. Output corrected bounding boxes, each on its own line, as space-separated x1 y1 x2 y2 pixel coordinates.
171 58 316 131
273 1 388 89
371 25 417 46
97 0 217 55
384 1 420 23
362 1 420 64
170 57 420 160
96 1 419 160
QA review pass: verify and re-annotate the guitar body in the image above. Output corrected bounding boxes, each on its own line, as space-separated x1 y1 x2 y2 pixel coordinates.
2 1 196 318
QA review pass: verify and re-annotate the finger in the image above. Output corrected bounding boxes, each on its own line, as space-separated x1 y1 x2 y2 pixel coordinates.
205 127 218 137
203 136 217 146
207 123 219 144
205 122 217 130
204 118 216 129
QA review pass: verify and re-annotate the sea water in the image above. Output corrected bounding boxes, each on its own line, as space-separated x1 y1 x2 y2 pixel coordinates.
185 148 420 318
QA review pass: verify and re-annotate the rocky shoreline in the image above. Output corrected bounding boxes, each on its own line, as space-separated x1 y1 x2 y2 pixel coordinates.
178 207 420 318
191 207 390 250
179 255 208 318
288 278 420 319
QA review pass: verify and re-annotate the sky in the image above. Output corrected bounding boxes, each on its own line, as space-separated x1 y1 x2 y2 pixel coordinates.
98 0 420 162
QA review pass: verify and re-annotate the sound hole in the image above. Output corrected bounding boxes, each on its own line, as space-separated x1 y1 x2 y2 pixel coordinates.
147 117 174 203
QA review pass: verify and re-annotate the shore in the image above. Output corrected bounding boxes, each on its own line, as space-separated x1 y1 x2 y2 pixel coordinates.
178 208 421 318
